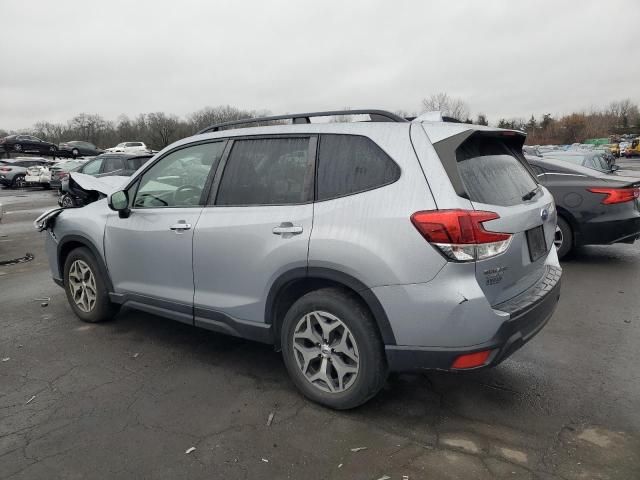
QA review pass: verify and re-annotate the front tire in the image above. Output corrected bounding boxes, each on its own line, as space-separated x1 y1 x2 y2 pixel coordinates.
63 247 119 323
12 174 26 189
72 148 79 158
281 287 387 409
555 217 573 260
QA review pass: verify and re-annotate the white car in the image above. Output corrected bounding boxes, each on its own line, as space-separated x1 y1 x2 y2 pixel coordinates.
25 164 53 188
105 142 149 154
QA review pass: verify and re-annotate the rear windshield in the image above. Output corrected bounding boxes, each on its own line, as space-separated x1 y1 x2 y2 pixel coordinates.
456 136 537 206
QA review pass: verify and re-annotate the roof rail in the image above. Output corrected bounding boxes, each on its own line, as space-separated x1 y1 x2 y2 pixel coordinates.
196 109 407 134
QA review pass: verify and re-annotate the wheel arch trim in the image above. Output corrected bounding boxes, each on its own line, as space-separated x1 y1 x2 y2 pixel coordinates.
265 267 397 346
57 235 114 291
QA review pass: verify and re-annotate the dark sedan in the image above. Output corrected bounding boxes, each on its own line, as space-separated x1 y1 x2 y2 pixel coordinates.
58 141 103 158
526 155 640 258
0 135 58 157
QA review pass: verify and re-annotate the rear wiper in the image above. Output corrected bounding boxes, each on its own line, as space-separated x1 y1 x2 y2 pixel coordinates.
522 186 539 201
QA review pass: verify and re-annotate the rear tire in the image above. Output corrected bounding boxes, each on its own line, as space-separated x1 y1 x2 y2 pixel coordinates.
281 287 388 409
72 148 79 158
555 217 573 260
63 247 119 323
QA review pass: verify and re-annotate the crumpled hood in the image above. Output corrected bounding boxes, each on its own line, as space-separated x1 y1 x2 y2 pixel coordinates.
69 172 130 195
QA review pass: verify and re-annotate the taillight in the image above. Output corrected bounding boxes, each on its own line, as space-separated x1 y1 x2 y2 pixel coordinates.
588 187 640 204
0 167 10 172
411 210 512 262
59 172 68 178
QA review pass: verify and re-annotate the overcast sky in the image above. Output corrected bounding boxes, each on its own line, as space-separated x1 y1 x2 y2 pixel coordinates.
1 0 638 128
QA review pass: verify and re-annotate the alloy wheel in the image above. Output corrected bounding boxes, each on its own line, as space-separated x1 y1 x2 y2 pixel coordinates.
68 260 97 313
554 225 563 250
292 311 359 393
14 176 26 188
14 144 22 152
61 195 75 208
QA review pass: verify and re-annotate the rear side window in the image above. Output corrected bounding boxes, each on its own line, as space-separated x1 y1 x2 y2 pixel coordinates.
81 158 103 175
316 135 400 201
102 157 124 172
127 157 149 170
215 138 313 206
456 136 538 206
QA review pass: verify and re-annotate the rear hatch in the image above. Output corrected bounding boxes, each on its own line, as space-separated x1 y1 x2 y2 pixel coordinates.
432 130 556 306
27 166 43 177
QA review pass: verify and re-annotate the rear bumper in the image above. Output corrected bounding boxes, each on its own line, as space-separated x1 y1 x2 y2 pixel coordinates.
385 265 561 371
579 214 640 246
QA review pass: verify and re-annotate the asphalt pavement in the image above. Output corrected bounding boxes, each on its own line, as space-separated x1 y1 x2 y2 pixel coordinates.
1 166 640 479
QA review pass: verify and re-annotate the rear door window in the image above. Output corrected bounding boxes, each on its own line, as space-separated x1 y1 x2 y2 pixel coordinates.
127 157 149 170
456 136 538 206
215 137 313 206
81 158 103 175
316 134 400 201
103 157 125 173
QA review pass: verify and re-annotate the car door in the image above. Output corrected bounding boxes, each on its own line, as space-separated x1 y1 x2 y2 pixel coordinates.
104 141 227 323
29 136 45 153
193 136 315 334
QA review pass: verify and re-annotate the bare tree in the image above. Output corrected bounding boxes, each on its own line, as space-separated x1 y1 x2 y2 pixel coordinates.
187 105 254 132
475 113 489 126
421 92 470 121
145 112 187 149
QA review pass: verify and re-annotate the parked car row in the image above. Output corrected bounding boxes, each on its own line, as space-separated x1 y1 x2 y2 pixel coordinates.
0 157 55 188
0 152 151 192
1 135 153 159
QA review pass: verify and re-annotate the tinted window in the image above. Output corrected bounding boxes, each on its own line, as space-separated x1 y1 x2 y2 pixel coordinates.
81 158 103 175
216 138 312 206
316 135 400 201
103 157 124 172
127 157 149 170
456 137 538 206
134 142 224 208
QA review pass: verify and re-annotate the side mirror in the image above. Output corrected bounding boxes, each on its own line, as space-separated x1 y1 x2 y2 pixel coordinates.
108 190 130 218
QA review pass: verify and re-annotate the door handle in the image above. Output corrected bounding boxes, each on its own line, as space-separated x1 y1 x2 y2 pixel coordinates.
272 222 303 236
169 222 192 232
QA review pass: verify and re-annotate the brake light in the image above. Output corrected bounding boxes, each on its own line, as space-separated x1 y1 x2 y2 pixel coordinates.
411 210 512 262
588 187 639 204
0 167 10 172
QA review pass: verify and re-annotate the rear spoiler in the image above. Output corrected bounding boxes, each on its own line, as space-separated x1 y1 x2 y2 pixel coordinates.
428 128 529 198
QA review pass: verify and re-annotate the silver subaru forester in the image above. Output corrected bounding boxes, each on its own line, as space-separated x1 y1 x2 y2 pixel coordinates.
38 110 561 409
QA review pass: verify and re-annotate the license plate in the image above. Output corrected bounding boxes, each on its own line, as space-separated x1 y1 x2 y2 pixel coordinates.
526 225 547 262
